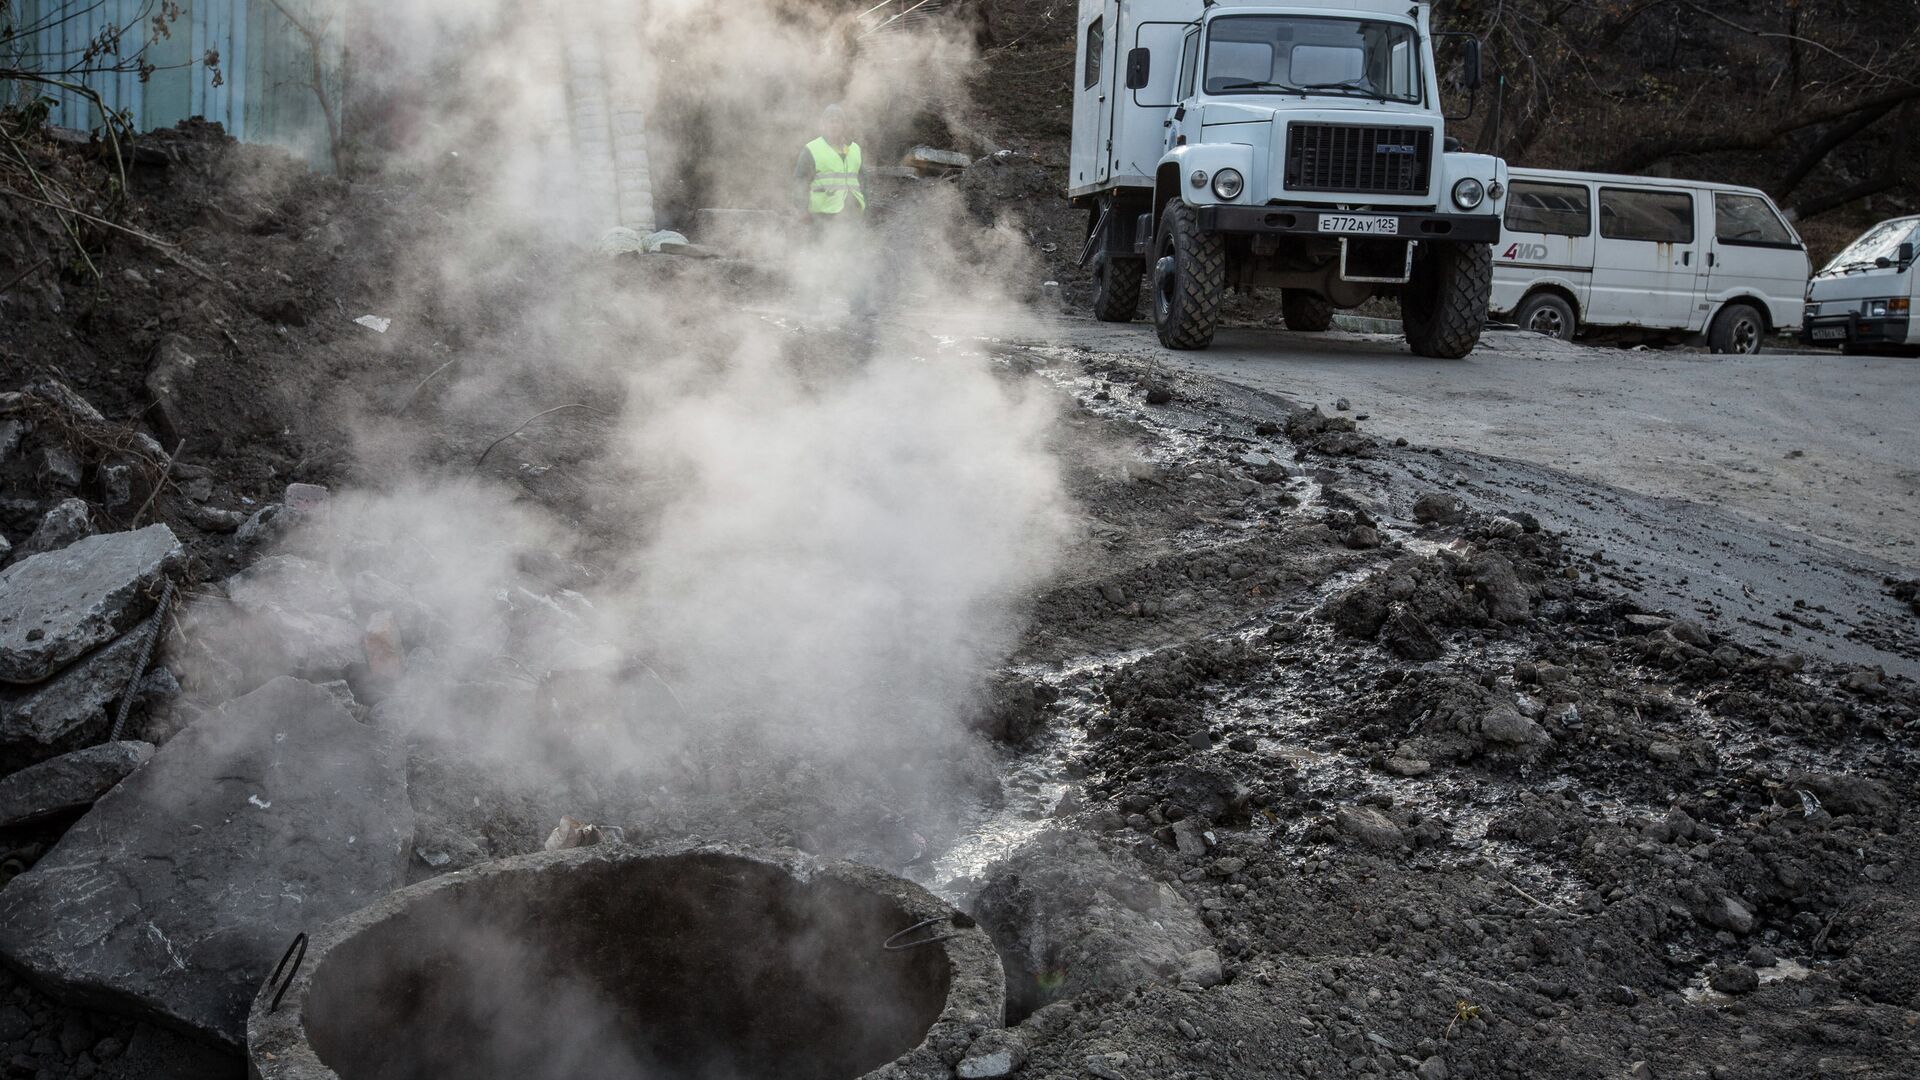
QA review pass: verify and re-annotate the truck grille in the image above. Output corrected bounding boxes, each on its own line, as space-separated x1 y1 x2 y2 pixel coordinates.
1284 124 1433 195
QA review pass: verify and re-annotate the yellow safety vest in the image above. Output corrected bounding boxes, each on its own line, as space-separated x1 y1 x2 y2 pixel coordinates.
807 137 865 215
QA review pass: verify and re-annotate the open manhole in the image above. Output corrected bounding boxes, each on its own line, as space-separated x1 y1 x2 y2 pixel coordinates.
248 843 1003 1080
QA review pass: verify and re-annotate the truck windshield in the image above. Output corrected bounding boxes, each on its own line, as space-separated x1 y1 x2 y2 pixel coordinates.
1819 218 1918 276
1205 15 1421 104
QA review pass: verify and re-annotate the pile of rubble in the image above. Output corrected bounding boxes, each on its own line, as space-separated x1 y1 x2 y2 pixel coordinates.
0 379 426 1061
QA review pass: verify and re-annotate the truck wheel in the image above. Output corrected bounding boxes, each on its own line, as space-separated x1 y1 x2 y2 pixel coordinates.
1152 201 1225 350
1092 254 1145 322
1281 289 1334 332
1402 241 1491 359
1709 303 1765 355
1516 292 1576 340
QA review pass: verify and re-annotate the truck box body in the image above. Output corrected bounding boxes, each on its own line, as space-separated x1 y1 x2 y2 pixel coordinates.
1071 0 1196 197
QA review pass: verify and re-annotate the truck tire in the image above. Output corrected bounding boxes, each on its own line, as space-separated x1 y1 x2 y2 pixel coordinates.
1402 241 1491 359
1516 291 1576 340
1152 201 1225 350
1281 289 1334 332
1092 254 1145 322
1708 302 1765 354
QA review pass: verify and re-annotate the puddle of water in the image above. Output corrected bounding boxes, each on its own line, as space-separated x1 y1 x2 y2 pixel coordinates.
917 704 1089 903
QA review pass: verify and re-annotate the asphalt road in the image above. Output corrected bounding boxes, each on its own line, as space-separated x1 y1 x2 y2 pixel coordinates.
1042 319 1920 572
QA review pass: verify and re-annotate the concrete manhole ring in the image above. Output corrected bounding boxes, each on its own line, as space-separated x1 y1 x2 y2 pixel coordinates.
247 842 1004 1080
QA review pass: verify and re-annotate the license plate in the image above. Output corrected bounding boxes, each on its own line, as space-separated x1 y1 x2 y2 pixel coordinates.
1811 326 1847 341
1319 214 1399 236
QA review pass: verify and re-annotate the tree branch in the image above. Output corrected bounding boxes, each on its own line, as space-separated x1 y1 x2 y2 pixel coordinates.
1790 102 1915 219
1605 83 1920 174
1771 101 1896 200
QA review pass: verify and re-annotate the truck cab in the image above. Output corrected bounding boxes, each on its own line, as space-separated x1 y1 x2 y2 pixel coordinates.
1071 0 1507 357
1801 216 1918 355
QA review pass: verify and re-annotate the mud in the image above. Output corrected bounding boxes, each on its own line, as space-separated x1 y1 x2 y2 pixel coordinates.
947 348 1919 1080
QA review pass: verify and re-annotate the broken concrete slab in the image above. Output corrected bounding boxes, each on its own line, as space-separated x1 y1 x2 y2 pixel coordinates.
34 447 81 491
25 379 105 424
0 677 412 1047
14 498 95 562
234 504 290 547
0 630 149 746
180 555 362 694
0 741 152 826
907 146 973 171
0 525 180 685
972 830 1213 1013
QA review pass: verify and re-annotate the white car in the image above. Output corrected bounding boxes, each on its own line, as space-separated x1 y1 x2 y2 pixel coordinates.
1490 169 1809 353
1801 216 1917 354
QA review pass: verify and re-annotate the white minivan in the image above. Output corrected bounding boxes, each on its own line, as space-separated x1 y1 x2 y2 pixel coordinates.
1490 169 1809 353
1801 216 1917 354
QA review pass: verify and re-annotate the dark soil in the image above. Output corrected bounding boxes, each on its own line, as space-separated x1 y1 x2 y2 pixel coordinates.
969 353 1919 1080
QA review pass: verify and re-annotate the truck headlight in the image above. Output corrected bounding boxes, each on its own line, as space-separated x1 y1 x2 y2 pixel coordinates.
1487 180 1505 201
1190 169 1209 189
1212 169 1244 200
1869 300 1889 318
1451 178 1486 211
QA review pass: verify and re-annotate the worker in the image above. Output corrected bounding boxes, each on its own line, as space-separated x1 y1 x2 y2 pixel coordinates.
796 105 866 226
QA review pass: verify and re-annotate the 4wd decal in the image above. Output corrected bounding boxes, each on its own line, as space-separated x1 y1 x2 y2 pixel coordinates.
1502 242 1551 261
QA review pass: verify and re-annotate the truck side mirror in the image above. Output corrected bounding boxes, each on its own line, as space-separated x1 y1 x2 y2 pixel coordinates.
1460 39 1483 91
1901 242 1915 268
1125 47 1151 90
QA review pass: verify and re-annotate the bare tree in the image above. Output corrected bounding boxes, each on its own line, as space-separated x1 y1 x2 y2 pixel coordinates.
1441 0 1919 219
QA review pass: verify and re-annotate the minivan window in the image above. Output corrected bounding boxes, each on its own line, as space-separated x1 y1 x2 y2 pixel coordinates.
1180 30 1200 99
1600 188 1694 244
1085 18 1104 90
1505 181 1591 237
1715 194 1796 247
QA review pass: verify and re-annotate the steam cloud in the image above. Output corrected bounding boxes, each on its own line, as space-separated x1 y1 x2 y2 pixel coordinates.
174 0 1069 864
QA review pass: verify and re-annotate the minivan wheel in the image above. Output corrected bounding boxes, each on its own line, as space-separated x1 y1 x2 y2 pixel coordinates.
1710 303 1765 355
1516 292 1576 340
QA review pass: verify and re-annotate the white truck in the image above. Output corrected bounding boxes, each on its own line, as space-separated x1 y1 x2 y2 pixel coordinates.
1071 0 1508 357
1490 169 1809 353
1800 216 1917 355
